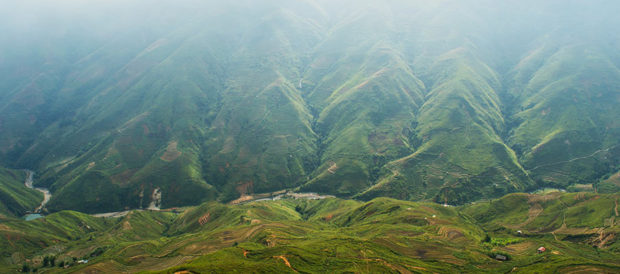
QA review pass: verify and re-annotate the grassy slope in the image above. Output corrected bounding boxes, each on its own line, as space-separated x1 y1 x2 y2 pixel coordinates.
0 193 618 273
23 3 324 212
0 167 42 218
300 43 425 196
355 48 533 204
599 170 620 193
507 44 620 189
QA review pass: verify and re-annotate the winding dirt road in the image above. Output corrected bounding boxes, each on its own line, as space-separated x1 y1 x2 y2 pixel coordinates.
528 144 619 172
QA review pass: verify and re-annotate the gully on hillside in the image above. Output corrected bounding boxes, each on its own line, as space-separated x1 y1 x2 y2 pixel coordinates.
22 170 51 220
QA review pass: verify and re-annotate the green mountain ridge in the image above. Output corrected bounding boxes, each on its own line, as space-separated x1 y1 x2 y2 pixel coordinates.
0 0 619 213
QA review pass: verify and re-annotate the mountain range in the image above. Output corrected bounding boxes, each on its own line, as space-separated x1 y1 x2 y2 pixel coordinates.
0 0 618 215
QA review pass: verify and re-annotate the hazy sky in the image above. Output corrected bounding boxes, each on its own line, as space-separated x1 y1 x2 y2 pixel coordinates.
1 0 618 68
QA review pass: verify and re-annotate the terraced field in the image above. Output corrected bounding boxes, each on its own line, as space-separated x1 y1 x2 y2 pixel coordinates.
0 192 617 273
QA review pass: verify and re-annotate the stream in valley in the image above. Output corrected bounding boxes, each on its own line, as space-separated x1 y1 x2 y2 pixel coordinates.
22 170 51 220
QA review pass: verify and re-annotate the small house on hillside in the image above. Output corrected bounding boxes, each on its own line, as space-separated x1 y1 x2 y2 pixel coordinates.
495 254 507 261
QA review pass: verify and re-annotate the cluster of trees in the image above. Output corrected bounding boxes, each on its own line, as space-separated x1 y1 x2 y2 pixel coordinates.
20 256 76 272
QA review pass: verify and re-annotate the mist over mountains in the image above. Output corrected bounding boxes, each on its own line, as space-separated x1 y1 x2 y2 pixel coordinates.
1 0 619 213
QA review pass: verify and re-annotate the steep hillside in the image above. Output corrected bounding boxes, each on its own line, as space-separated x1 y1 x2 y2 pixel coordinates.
0 0 618 212
507 44 620 188
599 170 620 193
0 168 42 218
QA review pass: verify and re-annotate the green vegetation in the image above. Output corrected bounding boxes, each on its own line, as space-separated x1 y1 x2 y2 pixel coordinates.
0 168 42 217
0 1 617 272
0 0 618 214
0 193 617 273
